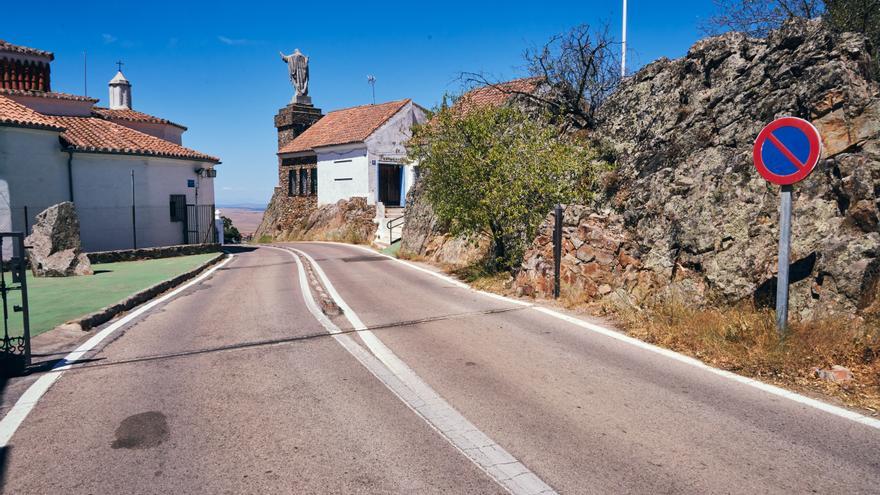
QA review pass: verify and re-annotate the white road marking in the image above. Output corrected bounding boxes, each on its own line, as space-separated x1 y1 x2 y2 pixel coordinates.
273 246 556 495
0 255 234 447
324 241 880 431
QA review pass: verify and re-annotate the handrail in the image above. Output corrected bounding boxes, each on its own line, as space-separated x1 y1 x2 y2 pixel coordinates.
386 214 405 244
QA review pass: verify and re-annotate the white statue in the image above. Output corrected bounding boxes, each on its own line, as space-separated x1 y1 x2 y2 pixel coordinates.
280 49 310 104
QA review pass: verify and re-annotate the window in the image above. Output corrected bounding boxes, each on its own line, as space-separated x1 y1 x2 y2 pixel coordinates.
300 168 308 196
170 194 186 222
288 169 296 196
310 167 318 196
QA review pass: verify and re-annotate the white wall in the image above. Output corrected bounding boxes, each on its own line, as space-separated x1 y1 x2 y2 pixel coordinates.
71 153 215 251
5 95 94 117
315 146 370 206
0 126 71 233
365 101 428 206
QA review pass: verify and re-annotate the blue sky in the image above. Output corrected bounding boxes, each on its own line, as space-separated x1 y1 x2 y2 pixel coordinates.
5 0 717 206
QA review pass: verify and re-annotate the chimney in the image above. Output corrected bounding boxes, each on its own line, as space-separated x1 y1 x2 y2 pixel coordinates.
108 70 131 110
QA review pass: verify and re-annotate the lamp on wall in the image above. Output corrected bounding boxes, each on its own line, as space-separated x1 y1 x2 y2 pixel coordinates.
196 167 217 178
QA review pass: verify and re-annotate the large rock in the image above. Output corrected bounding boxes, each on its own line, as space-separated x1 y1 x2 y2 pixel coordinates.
26 202 93 277
255 193 377 244
516 20 880 319
400 182 491 268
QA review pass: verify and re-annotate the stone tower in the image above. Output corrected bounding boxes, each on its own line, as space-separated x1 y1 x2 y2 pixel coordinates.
108 71 132 110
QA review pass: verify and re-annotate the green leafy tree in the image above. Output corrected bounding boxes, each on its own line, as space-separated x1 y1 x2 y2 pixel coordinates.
408 104 609 271
222 216 242 243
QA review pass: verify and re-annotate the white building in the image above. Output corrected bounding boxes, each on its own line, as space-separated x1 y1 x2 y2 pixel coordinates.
277 99 427 208
0 40 219 252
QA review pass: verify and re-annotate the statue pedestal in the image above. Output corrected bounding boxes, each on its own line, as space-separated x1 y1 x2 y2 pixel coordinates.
292 94 312 105
274 103 323 151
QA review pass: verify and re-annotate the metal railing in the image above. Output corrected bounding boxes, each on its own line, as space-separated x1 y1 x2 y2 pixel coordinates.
0 233 30 375
386 215 406 245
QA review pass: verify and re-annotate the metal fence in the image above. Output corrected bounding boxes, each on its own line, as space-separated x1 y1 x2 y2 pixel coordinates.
6 204 217 250
185 204 217 245
0 232 30 374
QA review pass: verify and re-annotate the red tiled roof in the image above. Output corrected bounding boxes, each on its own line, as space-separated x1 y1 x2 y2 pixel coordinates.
0 88 98 102
279 99 411 154
0 94 64 130
456 77 543 113
53 115 218 162
0 40 53 60
92 107 188 130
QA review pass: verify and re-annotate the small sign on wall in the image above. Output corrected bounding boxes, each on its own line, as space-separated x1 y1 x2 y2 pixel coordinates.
187 179 196 188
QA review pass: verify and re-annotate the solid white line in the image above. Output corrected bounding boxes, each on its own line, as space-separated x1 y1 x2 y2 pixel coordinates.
277 246 556 495
319 241 880 431
0 254 234 447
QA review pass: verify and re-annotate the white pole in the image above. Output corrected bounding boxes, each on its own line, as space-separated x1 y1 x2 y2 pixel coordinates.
621 0 628 79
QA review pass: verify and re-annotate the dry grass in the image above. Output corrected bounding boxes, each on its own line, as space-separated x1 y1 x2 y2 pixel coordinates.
617 300 880 413
449 264 512 293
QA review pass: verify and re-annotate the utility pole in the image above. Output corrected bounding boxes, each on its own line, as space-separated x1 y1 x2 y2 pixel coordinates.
83 52 88 96
130 170 137 249
621 0 628 79
367 75 376 105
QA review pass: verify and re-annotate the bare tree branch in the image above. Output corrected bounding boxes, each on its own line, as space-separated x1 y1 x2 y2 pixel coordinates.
461 24 620 130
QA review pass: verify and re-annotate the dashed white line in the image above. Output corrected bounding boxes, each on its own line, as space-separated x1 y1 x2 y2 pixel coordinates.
274 246 557 495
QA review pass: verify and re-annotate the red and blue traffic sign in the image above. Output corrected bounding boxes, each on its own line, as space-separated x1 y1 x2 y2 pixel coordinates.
753 117 822 185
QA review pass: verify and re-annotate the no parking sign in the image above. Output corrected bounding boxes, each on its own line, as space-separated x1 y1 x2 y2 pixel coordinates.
753 117 822 334
753 117 822 185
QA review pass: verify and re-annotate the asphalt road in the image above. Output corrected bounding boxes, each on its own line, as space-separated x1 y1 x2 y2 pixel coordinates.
2 243 879 494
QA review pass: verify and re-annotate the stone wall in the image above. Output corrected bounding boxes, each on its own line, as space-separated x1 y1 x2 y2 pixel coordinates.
87 243 220 264
255 102 324 241
515 20 880 319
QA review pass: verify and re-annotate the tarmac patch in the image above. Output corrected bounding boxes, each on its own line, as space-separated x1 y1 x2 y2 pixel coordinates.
111 411 169 450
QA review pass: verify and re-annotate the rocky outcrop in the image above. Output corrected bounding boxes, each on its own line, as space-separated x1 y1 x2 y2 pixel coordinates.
400 182 490 268
25 202 93 277
516 20 880 318
254 188 317 241
255 192 376 244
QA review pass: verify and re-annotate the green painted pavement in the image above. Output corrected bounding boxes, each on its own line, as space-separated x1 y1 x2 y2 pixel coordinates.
1 253 220 338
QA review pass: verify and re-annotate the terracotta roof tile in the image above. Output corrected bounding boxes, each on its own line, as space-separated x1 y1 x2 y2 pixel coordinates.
0 94 64 130
456 77 543 113
0 88 98 102
92 107 188 130
53 115 218 162
0 40 53 60
279 99 410 154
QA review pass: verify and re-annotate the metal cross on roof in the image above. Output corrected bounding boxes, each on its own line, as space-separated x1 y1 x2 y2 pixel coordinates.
116 60 124 72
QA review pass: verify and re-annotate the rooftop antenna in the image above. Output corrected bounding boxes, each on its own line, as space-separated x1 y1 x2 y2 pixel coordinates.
621 0 628 79
83 51 88 96
367 75 376 105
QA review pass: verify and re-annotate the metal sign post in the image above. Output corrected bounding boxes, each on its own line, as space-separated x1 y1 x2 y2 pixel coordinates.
553 204 562 299
776 185 793 331
753 117 822 336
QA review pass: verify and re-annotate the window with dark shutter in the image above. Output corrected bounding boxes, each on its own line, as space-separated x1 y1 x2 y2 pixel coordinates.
170 194 186 222
300 168 308 196
310 167 318 196
288 169 296 196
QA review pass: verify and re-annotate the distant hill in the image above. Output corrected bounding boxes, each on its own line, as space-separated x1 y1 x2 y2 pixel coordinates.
218 207 265 237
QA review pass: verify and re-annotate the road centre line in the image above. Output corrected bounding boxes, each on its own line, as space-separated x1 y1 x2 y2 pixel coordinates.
273 246 557 495
0 254 235 448
325 242 880 431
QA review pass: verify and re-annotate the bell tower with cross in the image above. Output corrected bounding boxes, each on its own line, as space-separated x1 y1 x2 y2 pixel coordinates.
108 60 132 110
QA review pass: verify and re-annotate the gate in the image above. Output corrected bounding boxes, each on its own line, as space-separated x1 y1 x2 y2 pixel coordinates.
184 204 217 245
0 233 30 374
